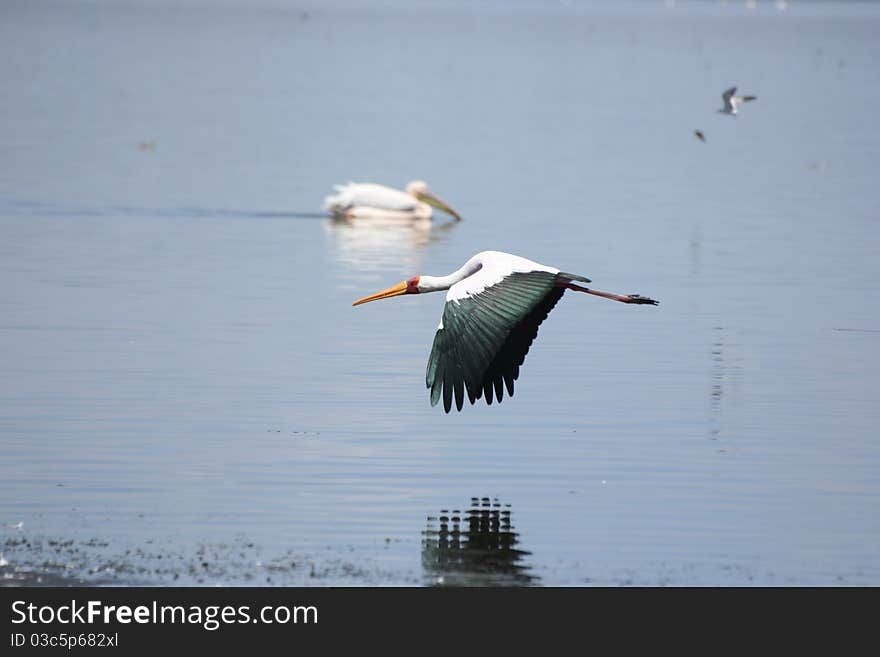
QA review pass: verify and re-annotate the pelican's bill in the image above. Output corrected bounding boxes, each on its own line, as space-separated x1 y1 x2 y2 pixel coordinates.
414 191 462 222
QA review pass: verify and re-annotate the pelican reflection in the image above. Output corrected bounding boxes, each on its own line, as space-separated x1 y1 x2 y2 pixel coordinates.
421 497 536 586
325 214 458 275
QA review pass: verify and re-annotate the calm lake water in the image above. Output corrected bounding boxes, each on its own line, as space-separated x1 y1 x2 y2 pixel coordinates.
1 0 879 586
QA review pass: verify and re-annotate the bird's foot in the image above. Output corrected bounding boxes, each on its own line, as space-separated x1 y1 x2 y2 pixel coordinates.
625 294 659 306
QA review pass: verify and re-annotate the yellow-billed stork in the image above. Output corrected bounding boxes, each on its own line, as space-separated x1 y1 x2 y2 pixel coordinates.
353 250 658 413
324 181 462 222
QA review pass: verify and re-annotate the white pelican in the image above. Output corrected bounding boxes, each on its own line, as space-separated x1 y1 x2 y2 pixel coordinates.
353 251 658 413
324 181 462 222
718 86 757 117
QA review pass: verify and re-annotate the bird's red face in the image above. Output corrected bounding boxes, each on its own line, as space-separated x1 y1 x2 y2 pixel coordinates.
353 276 420 306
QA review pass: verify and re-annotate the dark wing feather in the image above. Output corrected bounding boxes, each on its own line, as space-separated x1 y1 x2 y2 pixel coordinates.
425 271 567 413
482 285 564 405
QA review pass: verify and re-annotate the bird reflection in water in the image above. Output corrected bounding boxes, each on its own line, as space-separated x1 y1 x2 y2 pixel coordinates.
421 497 536 586
325 214 458 275
709 326 744 449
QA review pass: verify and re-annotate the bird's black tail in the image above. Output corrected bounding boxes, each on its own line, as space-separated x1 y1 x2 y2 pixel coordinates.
557 271 591 284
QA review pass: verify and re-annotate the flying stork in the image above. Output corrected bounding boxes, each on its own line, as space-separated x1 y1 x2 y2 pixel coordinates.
353 250 658 413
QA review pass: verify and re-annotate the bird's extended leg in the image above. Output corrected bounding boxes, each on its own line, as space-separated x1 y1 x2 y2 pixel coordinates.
563 282 658 305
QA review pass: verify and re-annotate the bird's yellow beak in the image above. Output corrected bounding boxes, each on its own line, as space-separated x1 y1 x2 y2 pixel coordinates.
352 281 408 306
415 191 462 222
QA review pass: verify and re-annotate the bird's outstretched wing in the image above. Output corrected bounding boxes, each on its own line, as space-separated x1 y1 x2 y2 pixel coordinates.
425 271 571 412
721 86 736 110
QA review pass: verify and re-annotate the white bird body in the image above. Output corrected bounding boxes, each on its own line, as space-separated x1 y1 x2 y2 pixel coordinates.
353 250 658 413
324 181 461 221
719 86 757 116
438 251 559 301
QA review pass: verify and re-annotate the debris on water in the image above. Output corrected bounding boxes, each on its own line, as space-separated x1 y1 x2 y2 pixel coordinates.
1 533 407 586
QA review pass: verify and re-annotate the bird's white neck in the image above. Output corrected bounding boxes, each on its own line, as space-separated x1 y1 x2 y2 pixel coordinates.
417 259 482 294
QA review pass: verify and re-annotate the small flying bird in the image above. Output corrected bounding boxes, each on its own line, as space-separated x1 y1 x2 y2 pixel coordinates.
324 181 462 222
718 86 757 116
694 129 706 142
353 251 658 413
